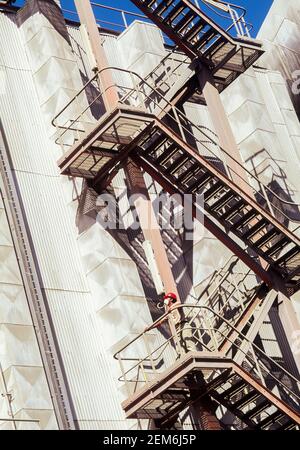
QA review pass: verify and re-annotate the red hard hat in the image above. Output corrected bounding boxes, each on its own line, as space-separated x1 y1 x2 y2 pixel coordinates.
163 292 177 301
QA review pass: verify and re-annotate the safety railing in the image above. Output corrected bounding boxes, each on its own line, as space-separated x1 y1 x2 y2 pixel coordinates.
188 255 262 340
52 66 300 239
196 1 253 38
122 46 192 107
61 1 253 40
195 255 258 312
113 304 300 415
62 2 149 33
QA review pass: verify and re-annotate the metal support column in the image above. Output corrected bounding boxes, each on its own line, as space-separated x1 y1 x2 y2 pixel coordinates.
125 159 179 299
74 0 119 111
74 1 180 303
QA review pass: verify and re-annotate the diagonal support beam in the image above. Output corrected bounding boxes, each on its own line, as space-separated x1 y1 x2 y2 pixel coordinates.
125 158 179 299
133 152 278 288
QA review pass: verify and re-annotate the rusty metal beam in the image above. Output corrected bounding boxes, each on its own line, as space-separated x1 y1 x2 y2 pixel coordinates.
74 0 119 111
232 362 300 425
125 159 179 299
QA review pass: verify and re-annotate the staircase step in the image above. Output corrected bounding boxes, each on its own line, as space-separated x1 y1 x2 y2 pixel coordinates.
220 199 246 222
255 228 282 250
275 246 300 269
156 143 179 165
145 0 158 9
165 153 189 174
204 181 225 202
152 0 173 16
232 390 261 410
241 218 268 241
244 400 270 420
146 134 169 155
193 27 219 51
210 191 237 212
174 10 196 34
188 171 213 193
259 410 285 429
233 208 257 230
265 236 290 258
164 2 185 24
222 379 248 399
183 19 207 42
202 35 226 57
178 164 203 185
277 419 297 431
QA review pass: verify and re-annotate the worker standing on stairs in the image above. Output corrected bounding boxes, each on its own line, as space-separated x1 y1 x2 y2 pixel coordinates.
146 292 197 356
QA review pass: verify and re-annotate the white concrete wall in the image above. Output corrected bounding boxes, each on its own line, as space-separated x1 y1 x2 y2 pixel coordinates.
0 189 57 430
0 4 145 430
258 0 300 118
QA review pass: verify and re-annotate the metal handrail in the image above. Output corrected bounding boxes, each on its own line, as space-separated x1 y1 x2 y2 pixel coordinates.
197 1 253 37
61 0 252 39
117 325 300 410
113 304 300 407
52 66 300 236
119 47 192 107
62 2 148 30
185 256 259 326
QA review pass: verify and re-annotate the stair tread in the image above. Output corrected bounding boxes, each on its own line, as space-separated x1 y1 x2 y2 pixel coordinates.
210 191 237 212
220 199 246 221
153 0 173 16
255 227 282 249
241 218 269 241
188 171 213 193
164 152 187 172
222 379 248 399
174 10 196 33
204 181 225 202
244 399 270 420
258 410 286 429
164 3 185 24
232 389 261 410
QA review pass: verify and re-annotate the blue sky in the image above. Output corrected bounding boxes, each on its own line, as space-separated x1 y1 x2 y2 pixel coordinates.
13 0 274 37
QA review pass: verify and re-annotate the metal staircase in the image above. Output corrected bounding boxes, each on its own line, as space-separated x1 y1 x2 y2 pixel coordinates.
114 305 300 429
130 0 263 91
53 67 300 293
194 256 275 352
53 0 300 430
133 117 300 292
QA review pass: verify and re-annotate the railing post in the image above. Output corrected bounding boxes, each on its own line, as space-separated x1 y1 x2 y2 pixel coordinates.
142 332 156 375
130 72 145 109
261 182 276 218
122 11 128 28
249 344 267 387
117 353 131 397
172 106 186 142
169 312 185 359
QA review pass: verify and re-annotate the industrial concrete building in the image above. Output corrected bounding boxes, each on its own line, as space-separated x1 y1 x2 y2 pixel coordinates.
0 0 299 430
